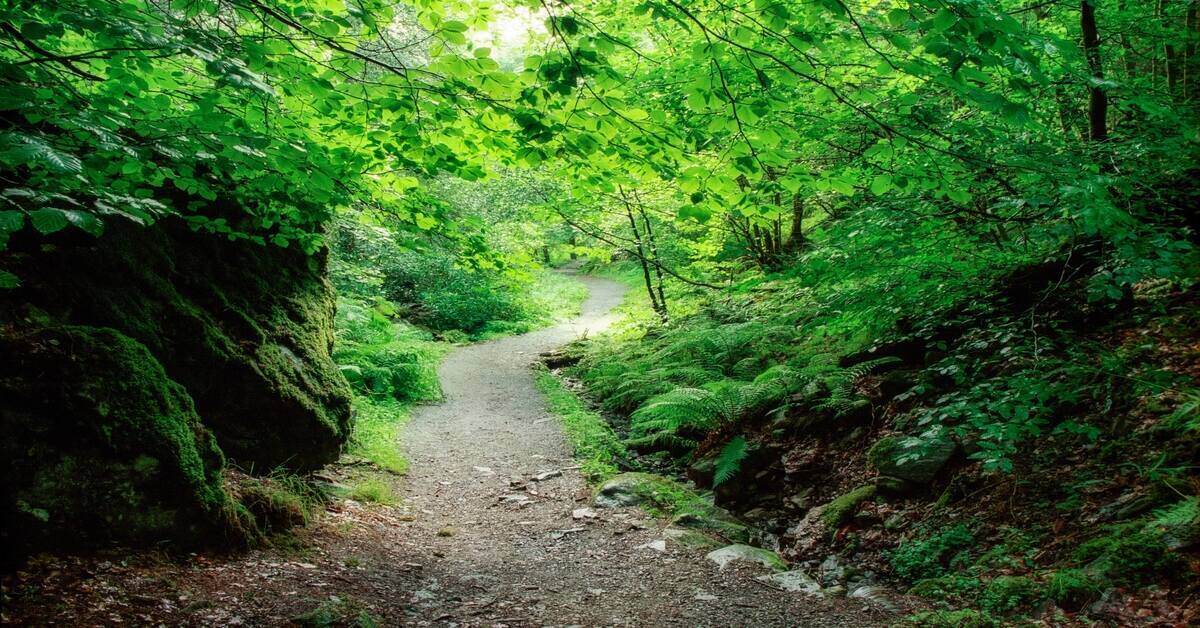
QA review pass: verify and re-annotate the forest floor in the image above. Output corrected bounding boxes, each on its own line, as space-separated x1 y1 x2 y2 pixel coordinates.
2 269 899 626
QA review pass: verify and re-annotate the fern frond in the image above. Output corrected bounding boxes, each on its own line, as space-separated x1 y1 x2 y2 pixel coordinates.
713 436 749 486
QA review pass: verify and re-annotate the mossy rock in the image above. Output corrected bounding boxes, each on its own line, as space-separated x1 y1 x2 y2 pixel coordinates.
594 472 688 509
705 544 788 571
594 472 753 543
670 507 753 544
662 527 724 550
820 484 877 528
0 326 242 561
868 435 956 484
1 219 352 471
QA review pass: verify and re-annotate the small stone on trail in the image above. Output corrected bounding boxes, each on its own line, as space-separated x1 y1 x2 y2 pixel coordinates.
756 570 823 594
550 527 586 540
473 466 494 475
694 593 719 602
436 526 455 537
638 540 667 553
532 470 562 482
572 507 597 520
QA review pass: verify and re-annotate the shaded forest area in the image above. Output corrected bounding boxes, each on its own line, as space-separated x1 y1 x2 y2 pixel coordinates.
2 0 1200 625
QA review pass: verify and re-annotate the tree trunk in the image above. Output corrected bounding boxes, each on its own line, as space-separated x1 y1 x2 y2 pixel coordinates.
620 190 664 319
1082 0 1109 141
785 194 806 252
639 209 669 319
1185 0 1197 100
1165 0 1183 96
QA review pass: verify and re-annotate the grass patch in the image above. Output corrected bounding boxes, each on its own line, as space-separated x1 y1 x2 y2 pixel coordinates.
294 595 379 627
348 396 412 474
348 478 397 505
534 366 628 482
229 469 325 536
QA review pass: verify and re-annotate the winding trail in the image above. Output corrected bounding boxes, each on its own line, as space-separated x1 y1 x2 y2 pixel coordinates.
0 269 895 626
394 269 888 626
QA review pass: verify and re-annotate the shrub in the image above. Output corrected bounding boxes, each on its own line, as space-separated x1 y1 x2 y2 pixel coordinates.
334 297 444 404
348 397 411 474
978 575 1040 615
902 609 998 628
1046 568 1101 610
231 471 324 535
906 574 981 605
889 523 974 582
1073 526 1181 585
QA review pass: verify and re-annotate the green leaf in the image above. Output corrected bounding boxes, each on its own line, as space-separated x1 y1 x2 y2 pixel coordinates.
870 175 893 195
713 436 749 486
64 209 104 236
0 210 23 233
28 208 70 234
27 208 103 236
0 269 18 289
929 9 957 32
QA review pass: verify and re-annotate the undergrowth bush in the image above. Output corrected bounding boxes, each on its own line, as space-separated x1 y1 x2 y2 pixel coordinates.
334 298 444 403
889 524 974 582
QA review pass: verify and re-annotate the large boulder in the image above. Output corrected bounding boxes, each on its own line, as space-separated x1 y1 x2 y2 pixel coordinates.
867 434 956 484
1 219 352 471
0 327 241 562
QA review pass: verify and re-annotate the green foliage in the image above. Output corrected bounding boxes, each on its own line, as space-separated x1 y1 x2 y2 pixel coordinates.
712 436 749 486
901 609 998 628
1045 569 1101 609
811 357 900 415
234 471 323 535
1150 497 1200 549
820 485 877 528
294 596 379 628
534 368 629 482
347 397 412 476
1073 526 1182 586
348 479 397 506
978 576 1040 615
334 298 445 403
906 574 981 605
890 524 975 582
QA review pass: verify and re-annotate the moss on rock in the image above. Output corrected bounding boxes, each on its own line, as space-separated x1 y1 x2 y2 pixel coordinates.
0 326 240 561
1 219 352 471
868 435 956 484
821 484 877 528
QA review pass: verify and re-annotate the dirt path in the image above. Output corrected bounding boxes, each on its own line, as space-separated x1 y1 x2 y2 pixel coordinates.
1 270 897 627
389 270 891 626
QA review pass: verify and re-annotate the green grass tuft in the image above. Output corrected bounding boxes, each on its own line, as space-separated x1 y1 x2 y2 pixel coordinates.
348 396 412 474
348 478 397 505
535 367 629 482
